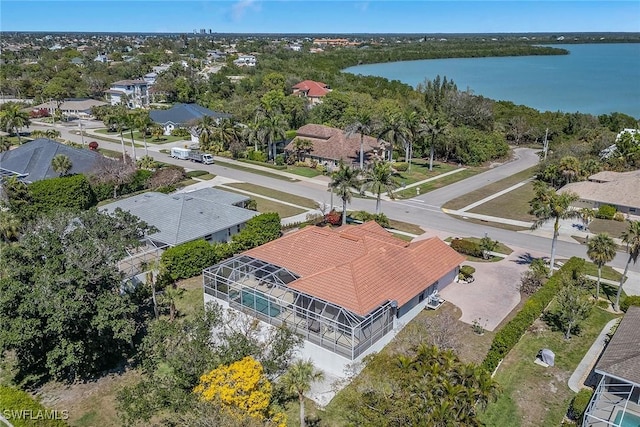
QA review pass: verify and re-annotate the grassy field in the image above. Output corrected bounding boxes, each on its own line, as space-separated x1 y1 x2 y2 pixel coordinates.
392 160 459 186
94 128 188 145
588 218 631 238
387 218 424 236
219 187 307 218
480 307 619 427
394 168 482 199
214 159 300 182
286 165 323 178
468 181 537 222
224 182 317 209
443 166 537 211
557 258 624 283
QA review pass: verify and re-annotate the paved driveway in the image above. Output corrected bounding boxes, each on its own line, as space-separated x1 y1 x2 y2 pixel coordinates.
439 247 545 331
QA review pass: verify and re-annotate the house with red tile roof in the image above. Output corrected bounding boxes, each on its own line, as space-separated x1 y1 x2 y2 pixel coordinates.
291 80 331 106
203 221 464 374
285 123 391 168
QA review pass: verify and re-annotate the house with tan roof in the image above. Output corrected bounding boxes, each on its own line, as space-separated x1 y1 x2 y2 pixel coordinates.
285 124 391 168
291 80 331 106
203 221 464 375
583 306 640 426
558 170 640 216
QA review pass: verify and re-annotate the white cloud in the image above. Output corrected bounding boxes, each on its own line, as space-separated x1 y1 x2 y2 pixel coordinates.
232 0 261 20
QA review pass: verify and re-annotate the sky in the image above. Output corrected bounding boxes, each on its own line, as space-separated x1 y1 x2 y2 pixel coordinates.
1 1 639 34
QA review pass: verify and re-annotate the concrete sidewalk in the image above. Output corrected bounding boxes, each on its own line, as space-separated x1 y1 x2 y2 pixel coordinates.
568 318 619 392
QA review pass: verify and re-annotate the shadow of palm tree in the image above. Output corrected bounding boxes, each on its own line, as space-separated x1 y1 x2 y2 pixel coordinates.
512 252 548 265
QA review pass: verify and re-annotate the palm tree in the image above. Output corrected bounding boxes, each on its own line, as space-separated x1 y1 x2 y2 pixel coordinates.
362 159 398 214
259 113 287 161
280 359 324 427
328 161 361 225
378 111 409 163
125 111 137 162
105 110 128 161
51 154 72 176
529 182 580 273
345 111 375 170
45 129 61 139
0 102 31 144
134 110 153 156
579 208 595 231
403 110 422 170
0 138 11 153
421 115 447 171
0 210 21 242
195 115 216 152
615 221 640 311
587 233 617 301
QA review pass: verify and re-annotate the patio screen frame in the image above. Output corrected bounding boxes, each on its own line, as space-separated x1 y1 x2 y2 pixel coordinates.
203 255 395 360
584 375 640 426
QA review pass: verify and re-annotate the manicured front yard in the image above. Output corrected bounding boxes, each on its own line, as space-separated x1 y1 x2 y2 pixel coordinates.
588 218 631 239
443 166 537 211
392 159 458 186
94 128 189 145
285 165 323 178
223 182 318 209
394 168 482 199
480 307 619 427
468 181 537 222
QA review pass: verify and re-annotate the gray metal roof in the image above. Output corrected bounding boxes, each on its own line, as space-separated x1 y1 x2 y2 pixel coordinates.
149 103 231 126
0 138 103 183
595 306 640 385
100 189 257 246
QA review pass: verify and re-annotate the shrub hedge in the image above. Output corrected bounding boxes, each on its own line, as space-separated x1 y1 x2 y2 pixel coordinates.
392 162 409 172
595 205 616 220
450 238 483 258
160 213 282 282
239 158 288 170
569 388 593 422
27 174 96 219
0 386 67 426
481 257 585 372
621 295 640 312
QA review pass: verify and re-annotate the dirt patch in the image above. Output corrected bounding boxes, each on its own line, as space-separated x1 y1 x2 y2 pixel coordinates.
36 369 142 427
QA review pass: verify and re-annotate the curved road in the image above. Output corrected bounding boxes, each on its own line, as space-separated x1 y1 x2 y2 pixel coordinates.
32 122 637 272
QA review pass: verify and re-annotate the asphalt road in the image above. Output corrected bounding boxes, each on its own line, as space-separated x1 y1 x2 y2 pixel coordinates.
32 122 638 273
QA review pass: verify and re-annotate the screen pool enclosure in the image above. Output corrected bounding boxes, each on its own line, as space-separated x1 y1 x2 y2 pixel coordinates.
203 255 395 360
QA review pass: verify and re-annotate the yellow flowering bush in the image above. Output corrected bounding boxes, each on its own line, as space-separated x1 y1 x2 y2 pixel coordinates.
194 356 285 426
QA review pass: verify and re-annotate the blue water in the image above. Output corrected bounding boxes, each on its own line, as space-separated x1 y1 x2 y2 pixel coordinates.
240 290 281 317
343 44 640 117
613 410 640 427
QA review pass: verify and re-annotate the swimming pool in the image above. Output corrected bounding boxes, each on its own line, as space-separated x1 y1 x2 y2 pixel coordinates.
238 290 281 318
614 411 640 427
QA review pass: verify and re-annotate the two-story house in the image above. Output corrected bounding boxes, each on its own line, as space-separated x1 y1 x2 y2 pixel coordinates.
233 54 256 67
105 79 149 108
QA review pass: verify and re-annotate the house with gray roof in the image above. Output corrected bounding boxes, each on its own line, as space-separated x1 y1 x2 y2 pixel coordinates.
100 187 257 247
149 103 232 138
0 138 103 183
583 306 640 426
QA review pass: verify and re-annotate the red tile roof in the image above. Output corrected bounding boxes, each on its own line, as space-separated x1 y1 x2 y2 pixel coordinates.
285 124 389 164
292 80 331 98
244 222 465 316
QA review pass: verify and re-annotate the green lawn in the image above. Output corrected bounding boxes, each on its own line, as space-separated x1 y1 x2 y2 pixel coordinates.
557 258 624 283
443 166 537 211
214 159 300 182
480 307 619 427
468 181 537 222
218 187 306 218
286 165 323 178
95 128 188 145
392 160 459 186
446 236 514 255
387 218 424 236
394 168 482 199
588 218 631 239
223 182 317 209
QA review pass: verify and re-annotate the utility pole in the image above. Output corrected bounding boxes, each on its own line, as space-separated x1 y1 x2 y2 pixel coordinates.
542 128 549 161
